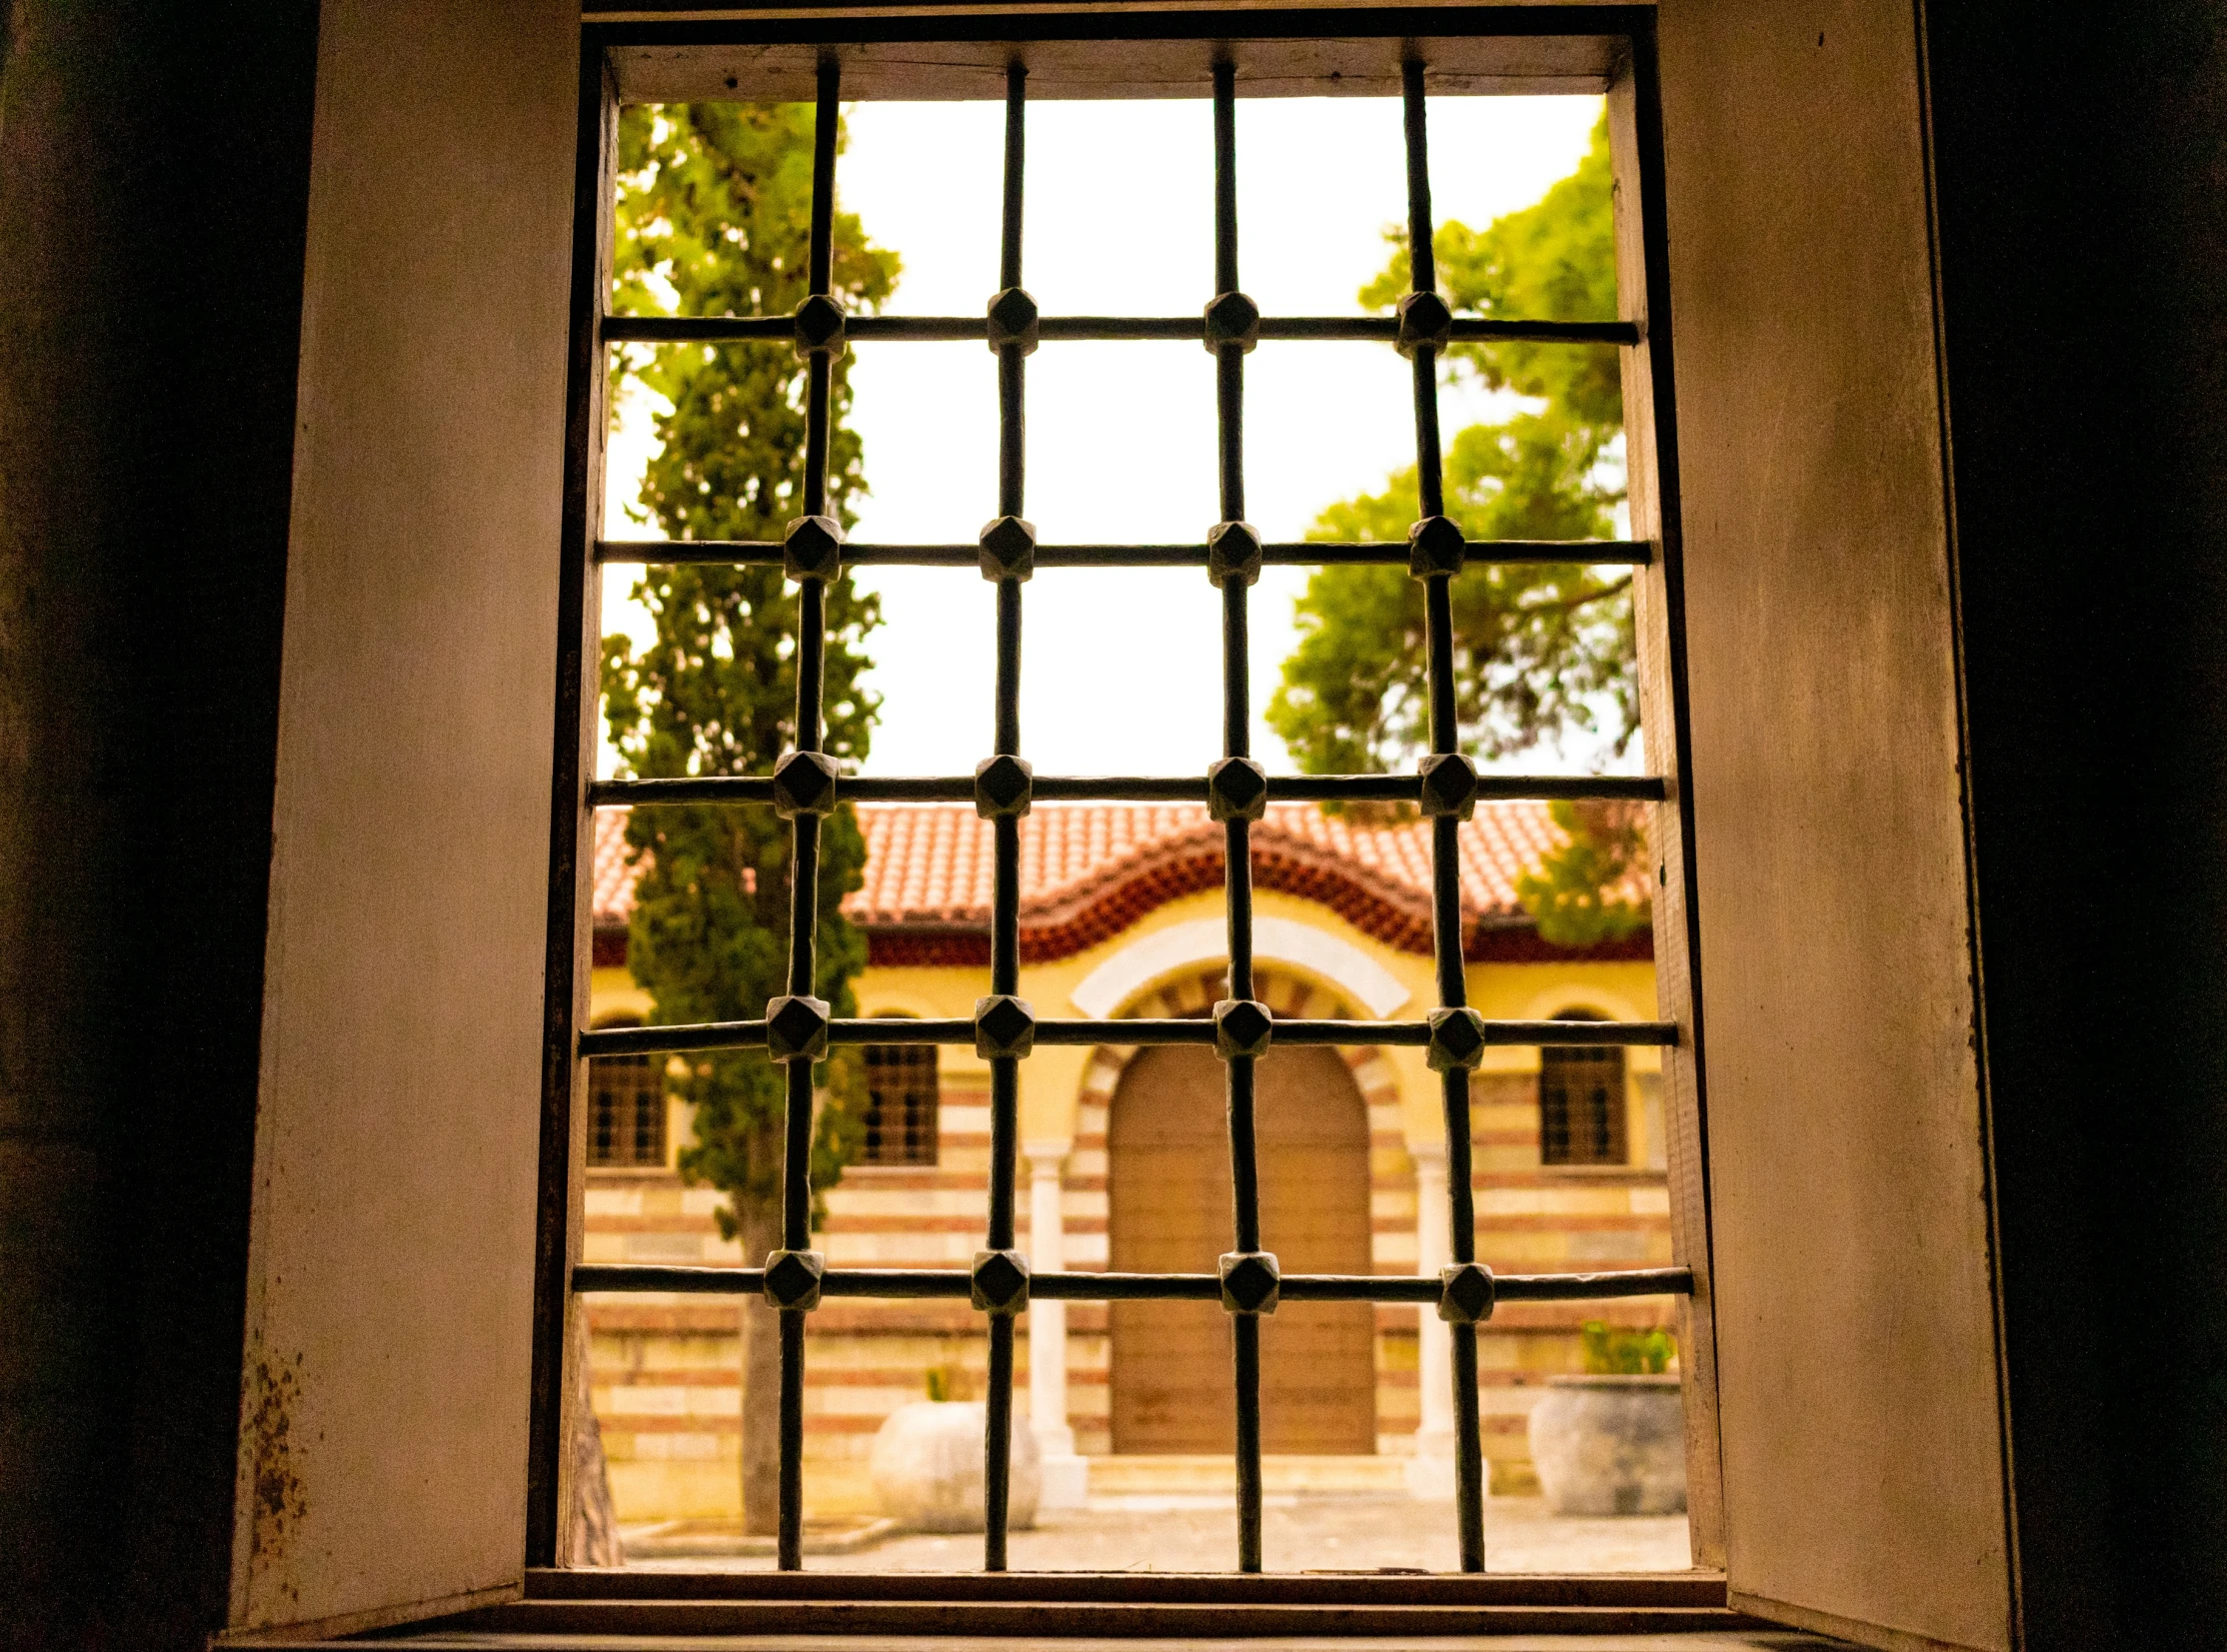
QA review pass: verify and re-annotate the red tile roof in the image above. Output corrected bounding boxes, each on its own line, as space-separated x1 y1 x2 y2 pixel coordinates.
595 800 1644 962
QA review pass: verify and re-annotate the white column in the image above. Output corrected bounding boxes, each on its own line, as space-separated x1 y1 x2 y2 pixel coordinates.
1026 1141 1089 1507
1406 1143 1457 1500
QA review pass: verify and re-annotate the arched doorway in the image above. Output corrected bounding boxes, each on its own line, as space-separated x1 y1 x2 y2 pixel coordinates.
1108 1041 1376 1454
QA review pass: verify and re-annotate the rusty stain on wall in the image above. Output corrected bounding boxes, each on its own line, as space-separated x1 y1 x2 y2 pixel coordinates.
245 1349 308 1593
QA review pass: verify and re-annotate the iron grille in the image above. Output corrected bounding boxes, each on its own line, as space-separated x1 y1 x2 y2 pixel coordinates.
554 36 1696 1578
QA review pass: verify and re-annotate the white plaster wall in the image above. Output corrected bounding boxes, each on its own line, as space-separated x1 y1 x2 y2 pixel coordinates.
232 0 579 1632
1658 3 2009 1647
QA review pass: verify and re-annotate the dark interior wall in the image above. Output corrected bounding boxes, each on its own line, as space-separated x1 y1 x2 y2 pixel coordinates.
1924 2 2227 1646
2 1 2225 1647
0 5 319 1649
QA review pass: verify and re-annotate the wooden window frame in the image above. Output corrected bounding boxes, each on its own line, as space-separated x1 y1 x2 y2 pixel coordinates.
525 2 1723 1615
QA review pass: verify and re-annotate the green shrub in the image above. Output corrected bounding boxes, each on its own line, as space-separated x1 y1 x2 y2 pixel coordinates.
925 1363 965 1403
1579 1320 1676 1375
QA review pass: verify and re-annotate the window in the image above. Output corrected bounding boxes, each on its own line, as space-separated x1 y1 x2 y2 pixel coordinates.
861 1029 939 1166
1539 1011 1628 1166
543 14 1707 1588
587 1033 666 1168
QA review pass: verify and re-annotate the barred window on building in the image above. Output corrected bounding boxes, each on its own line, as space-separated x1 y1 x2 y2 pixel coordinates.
862 1027 940 1167
587 1029 666 1168
1539 1011 1628 1166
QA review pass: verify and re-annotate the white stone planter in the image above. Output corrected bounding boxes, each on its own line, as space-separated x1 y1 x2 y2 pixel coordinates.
869 1401 1042 1533
1526 1374 1687 1516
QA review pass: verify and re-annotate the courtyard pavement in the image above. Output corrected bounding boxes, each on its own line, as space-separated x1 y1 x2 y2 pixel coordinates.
625 1493 1692 1575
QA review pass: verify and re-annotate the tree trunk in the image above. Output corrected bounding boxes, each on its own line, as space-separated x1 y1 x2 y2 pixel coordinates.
739 1198 785 1536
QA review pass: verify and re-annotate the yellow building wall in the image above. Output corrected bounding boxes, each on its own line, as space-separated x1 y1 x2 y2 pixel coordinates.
584 898 1672 1518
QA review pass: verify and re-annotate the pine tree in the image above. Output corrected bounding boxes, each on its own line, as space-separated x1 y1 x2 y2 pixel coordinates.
601 101 900 1532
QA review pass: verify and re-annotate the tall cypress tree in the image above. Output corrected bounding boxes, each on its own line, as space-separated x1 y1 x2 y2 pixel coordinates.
602 102 900 1532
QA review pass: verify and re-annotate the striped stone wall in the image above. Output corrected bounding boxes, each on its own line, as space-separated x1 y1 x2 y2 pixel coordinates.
583 984 1675 1519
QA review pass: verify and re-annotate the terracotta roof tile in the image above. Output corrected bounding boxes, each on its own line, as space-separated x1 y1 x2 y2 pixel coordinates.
594 799 1629 959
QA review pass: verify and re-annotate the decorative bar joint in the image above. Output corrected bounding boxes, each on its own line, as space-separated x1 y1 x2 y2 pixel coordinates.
1219 1250 1281 1315
1408 515 1466 579
972 1248 1032 1315
1396 291 1453 358
974 994 1037 1059
765 994 832 1061
1425 1006 1489 1071
1206 756 1268 822
1438 1261 1496 1324
764 1248 827 1310
793 294 848 360
986 287 1041 356
783 514 846 582
979 516 1037 582
974 755 1035 819
1202 291 1260 354
772 750 840 818
1212 997 1274 1060
1418 753 1478 821
1206 520 1262 588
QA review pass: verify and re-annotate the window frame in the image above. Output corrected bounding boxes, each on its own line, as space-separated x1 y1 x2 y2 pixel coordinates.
584 1018 669 1171
528 2 1720 1589
1539 1010 1631 1167
859 1025 942 1169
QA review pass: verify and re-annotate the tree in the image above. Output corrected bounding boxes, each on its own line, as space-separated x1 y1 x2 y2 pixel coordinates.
1265 112 1647 944
1267 113 1634 775
601 101 900 1533
1513 799 1649 946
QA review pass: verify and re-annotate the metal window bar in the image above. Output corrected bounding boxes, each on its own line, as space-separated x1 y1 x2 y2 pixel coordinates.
571 53 1694 1578
597 538 1653 568
602 314 1636 345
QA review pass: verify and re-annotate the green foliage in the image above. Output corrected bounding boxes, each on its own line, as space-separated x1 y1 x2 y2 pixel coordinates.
1358 115 1622 430
602 102 900 1242
1268 113 1634 777
1580 1319 1677 1376
1515 799 1651 946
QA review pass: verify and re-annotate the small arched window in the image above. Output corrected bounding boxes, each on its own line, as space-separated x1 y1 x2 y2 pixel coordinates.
861 1015 939 1166
1538 1009 1627 1166
586 1020 665 1168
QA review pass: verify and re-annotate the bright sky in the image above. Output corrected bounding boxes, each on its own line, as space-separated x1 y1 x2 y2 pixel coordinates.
603 94 1605 780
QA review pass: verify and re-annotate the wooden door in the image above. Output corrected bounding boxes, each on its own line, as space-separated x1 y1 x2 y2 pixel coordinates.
1109 1042 1375 1453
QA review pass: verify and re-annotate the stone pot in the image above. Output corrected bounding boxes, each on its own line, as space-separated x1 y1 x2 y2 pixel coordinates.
1526 1374 1687 1516
869 1401 1042 1533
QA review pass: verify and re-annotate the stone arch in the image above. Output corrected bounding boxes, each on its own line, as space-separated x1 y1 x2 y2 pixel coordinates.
1069 916 1411 1020
1515 979 1649 1024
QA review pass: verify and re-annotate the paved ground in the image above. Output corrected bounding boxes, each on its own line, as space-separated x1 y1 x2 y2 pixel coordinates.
626 1494 1691 1575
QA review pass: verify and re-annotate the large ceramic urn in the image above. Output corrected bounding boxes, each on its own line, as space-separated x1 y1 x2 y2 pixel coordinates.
869 1401 1043 1533
1525 1374 1687 1516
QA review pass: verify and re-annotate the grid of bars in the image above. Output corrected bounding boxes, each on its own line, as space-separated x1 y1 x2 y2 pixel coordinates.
570 55 1689 1576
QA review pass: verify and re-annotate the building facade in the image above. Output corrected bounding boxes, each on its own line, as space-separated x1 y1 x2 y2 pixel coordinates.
581 801 1671 1522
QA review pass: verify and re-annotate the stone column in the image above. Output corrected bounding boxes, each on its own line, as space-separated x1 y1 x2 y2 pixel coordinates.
1407 1142 1457 1499
1026 1141 1090 1507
